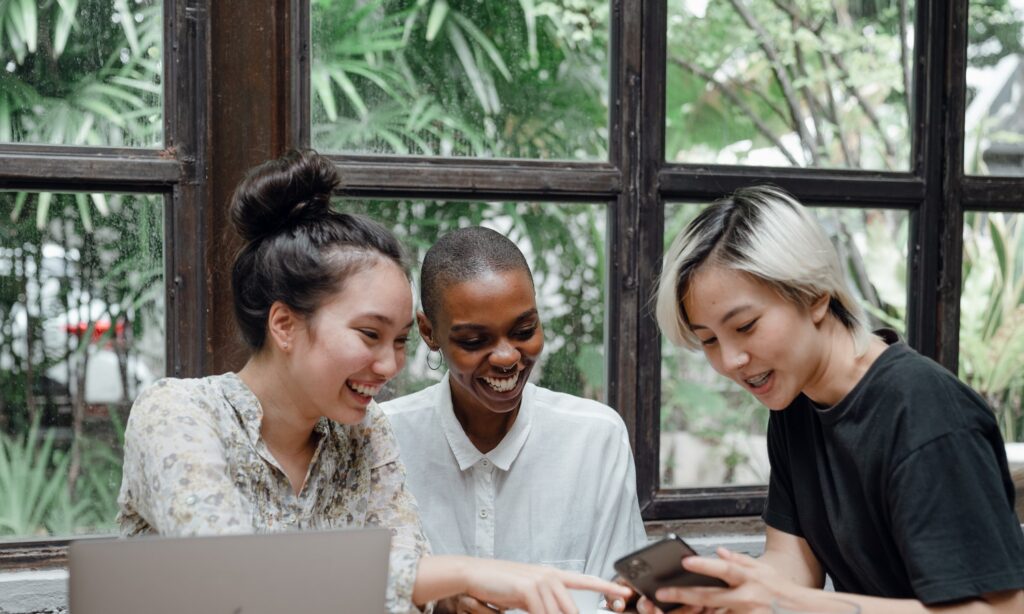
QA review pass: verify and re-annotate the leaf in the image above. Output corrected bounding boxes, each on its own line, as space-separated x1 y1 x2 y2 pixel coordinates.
10 191 28 222
425 0 449 42
14 0 38 53
311 68 338 122
114 0 140 55
35 192 52 231
445 21 492 114
89 193 109 217
450 12 512 81
53 0 80 57
75 193 93 233
328 68 369 118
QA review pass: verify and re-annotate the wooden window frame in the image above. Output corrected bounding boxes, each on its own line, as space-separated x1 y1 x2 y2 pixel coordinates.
2 0 1023 569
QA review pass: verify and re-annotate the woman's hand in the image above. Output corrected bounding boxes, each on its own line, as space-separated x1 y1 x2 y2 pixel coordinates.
635 547 796 614
460 557 632 614
436 593 503 614
604 576 637 612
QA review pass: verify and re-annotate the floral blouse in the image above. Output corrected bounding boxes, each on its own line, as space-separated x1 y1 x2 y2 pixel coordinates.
117 373 431 613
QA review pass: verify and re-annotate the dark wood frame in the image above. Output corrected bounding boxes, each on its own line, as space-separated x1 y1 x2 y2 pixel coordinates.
2 0 1024 569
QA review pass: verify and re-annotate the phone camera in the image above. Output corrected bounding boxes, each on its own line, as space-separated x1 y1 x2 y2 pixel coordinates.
625 558 650 580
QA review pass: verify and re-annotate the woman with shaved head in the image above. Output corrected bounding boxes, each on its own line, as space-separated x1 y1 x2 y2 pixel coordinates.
384 226 647 614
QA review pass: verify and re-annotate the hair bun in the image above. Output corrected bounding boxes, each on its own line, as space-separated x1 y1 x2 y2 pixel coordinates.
229 150 340 243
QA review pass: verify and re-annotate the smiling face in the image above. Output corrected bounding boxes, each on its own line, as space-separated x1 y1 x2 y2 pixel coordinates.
286 259 413 425
682 264 829 410
421 268 544 417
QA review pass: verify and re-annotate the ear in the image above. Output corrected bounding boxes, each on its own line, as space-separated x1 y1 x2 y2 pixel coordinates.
416 311 438 350
810 293 831 325
267 301 299 352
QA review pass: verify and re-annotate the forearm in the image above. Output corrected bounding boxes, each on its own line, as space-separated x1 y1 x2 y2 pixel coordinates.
791 587 1023 614
412 555 472 607
757 549 823 588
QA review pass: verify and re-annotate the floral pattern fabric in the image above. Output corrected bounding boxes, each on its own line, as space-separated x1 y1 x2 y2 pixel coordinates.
117 373 430 613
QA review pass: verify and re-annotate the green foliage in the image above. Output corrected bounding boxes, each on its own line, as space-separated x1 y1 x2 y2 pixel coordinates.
666 0 1022 170
0 0 162 147
960 213 1024 441
311 0 608 158
0 418 122 536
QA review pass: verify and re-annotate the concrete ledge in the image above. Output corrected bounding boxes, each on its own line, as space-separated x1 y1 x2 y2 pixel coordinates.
0 569 68 614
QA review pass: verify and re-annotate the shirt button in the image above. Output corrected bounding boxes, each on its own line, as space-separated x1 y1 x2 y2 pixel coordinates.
481 459 489 467
479 509 489 519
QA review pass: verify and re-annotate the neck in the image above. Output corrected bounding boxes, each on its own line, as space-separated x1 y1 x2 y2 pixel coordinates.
238 354 318 457
803 319 887 407
449 382 520 454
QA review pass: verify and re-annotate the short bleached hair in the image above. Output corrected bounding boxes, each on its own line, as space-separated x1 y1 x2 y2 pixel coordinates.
654 186 871 354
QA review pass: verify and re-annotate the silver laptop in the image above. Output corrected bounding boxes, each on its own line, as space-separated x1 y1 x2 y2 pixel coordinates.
69 528 391 614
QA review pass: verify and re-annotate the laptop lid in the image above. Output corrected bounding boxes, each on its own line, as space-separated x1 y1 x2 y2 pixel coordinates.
69 528 391 614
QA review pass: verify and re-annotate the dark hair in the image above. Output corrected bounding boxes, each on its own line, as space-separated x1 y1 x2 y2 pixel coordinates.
229 150 408 350
420 226 532 322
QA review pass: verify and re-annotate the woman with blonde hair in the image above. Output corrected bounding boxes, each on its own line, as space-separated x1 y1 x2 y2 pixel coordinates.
646 186 1023 613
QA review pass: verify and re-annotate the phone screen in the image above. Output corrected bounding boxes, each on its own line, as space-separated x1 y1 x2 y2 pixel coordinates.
613 534 727 612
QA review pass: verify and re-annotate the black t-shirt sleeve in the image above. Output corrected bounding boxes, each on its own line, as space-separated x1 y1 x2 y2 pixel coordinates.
888 430 1024 604
762 413 802 537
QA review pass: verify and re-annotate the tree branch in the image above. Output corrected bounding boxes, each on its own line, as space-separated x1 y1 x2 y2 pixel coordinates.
728 0 818 165
669 55 800 166
764 0 899 167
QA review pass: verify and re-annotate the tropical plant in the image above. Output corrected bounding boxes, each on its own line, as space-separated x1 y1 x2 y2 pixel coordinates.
960 213 1024 442
311 0 609 158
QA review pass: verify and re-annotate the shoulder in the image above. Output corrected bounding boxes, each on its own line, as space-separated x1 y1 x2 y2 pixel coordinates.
380 381 441 417
128 376 225 429
869 345 990 417
860 344 998 448
529 385 630 443
379 381 443 436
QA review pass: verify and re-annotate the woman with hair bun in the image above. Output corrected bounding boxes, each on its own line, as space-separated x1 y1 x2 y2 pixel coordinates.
117 150 629 614
644 186 1024 614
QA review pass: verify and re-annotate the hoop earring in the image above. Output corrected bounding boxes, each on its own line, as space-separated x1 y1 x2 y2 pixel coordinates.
426 349 443 371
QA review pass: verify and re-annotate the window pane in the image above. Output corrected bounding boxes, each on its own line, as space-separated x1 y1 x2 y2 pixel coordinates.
960 212 1024 445
659 203 908 488
311 1 609 159
342 201 607 403
0 191 165 537
965 1 1024 176
0 1 163 147
665 1 914 170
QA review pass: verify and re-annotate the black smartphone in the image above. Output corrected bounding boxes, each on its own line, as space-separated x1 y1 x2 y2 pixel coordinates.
613 534 727 612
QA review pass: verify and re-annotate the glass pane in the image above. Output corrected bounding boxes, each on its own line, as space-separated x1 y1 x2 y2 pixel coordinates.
665 1 914 170
960 212 1024 445
660 203 908 488
965 1 1024 176
0 0 162 147
341 200 608 403
311 1 609 159
0 191 165 538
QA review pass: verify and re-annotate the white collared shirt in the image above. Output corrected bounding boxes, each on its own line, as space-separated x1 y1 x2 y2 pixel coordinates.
382 374 647 579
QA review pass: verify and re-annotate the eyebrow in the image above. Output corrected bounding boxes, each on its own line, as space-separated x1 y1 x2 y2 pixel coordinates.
449 308 538 333
689 304 753 330
361 314 414 329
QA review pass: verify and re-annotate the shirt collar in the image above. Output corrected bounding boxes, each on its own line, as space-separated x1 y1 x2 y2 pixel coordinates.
433 372 534 472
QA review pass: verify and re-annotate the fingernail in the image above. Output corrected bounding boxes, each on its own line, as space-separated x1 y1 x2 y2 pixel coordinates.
612 598 625 610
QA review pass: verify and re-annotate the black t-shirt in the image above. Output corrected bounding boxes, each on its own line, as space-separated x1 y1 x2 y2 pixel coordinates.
762 335 1024 605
